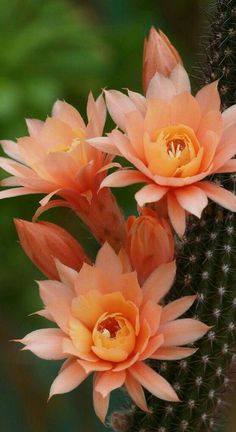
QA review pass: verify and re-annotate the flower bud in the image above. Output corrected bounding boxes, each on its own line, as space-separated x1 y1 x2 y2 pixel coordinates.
14 219 90 279
143 27 182 93
126 208 174 284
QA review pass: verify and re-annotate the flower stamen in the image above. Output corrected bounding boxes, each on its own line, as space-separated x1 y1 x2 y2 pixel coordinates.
167 139 186 159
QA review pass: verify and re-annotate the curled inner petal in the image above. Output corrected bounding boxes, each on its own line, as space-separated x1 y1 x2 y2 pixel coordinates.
92 312 135 362
144 124 201 177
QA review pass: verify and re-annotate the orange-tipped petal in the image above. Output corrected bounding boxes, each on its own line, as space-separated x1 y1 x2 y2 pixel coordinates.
0 187 38 200
114 272 143 307
151 346 198 360
38 280 74 310
77 359 112 374
69 317 93 354
134 319 151 355
197 110 223 141
46 300 71 334
161 295 197 323
104 90 137 132
0 139 24 163
130 362 179 402
125 372 150 412
95 370 126 398
87 136 119 155
71 290 104 330
143 27 181 93
213 123 236 171
140 302 162 336
139 333 164 361
55 260 78 290
19 328 66 360
128 90 147 115
135 184 168 207
199 181 236 212
74 263 109 296
144 98 170 139
222 104 236 129
169 64 190 94
52 100 85 130
167 192 186 237
95 242 122 279
101 169 147 188
93 388 110 424
214 159 236 174
196 81 220 115
170 92 201 131
146 72 176 101
49 359 87 399
142 261 176 303
15 219 89 280
175 186 208 219
160 318 210 346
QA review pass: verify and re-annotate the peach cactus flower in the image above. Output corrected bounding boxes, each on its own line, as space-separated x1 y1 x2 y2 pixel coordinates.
15 219 90 280
143 27 182 93
0 94 126 251
126 208 174 284
18 243 209 422
89 69 236 236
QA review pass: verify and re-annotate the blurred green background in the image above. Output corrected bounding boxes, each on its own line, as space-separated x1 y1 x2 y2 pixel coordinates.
1 1 235 431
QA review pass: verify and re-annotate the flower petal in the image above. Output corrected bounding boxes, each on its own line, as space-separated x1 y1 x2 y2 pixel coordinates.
139 333 164 361
167 192 186 237
95 242 122 279
170 92 201 131
49 359 87 398
87 136 119 155
160 318 210 346
213 123 236 170
214 159 236 174
151 346 197 360
77 359 112 374
125 372 150 412
74 263 109 296
93 375 110 423
169 64 191 94
52 100 85 130
19 328 66 360
140 302 162 336
142 261 176 303
161 295 197 323
128 90 147 115
105 90 137 131
95 370 126 398
38 280 74 310
199 181 236 212
146 72 176 101
135 184 168 207
175 186 208 218
196 81 220 115
222 104 236 129
101 169 147 188
129 362 179 402
114 272 143 307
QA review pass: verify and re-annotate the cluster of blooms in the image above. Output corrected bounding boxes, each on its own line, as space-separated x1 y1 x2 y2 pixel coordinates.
1 27 236 423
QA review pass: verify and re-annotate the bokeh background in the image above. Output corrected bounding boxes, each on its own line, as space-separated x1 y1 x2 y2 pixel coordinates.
0 1 235 431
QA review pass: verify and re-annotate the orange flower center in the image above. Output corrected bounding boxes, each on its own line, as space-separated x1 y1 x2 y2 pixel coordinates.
92 312 136 362
97 316 121 338
144 124 201 177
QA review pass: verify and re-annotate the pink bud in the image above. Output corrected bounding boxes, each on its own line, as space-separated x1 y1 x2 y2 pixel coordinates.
143 27 182 93
126 208 174 284
14 219 90 279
